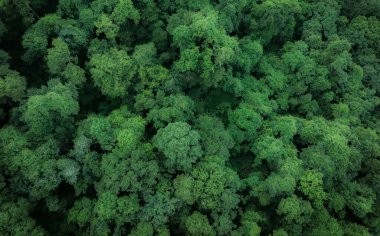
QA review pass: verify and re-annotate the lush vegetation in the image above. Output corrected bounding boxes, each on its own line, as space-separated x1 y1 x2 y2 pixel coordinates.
0 0 380 235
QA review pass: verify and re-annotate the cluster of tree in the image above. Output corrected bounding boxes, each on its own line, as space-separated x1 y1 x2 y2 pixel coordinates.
0 0 379 235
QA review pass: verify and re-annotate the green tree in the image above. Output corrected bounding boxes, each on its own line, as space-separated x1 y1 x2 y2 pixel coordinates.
0 53 26 102
47 37 71 75
88 48 136 97
153 122 202 172
23 82 79 137
185 211 216 236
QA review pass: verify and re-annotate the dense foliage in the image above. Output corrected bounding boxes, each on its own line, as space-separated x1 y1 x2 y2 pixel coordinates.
0 0 380 235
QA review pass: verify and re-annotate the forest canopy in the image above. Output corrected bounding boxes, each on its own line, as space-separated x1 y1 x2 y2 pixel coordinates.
0 0 380 235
